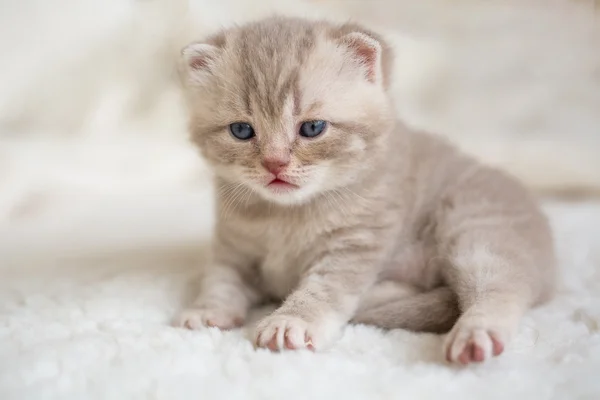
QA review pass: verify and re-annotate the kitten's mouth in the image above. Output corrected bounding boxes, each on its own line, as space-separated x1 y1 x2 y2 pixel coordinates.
267 178 298 190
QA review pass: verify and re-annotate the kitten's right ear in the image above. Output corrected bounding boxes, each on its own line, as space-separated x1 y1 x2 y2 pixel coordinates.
334 24 393 88
181 42 220 82
337 31 383 86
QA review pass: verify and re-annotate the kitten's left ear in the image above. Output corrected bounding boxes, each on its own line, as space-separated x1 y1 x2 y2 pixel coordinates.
337 31 384 85
180 42 220 83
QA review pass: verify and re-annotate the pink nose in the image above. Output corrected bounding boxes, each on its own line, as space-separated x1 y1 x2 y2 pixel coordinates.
262 157 289 175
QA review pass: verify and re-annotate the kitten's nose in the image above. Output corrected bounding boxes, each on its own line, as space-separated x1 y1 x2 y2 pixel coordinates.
262 156 290 175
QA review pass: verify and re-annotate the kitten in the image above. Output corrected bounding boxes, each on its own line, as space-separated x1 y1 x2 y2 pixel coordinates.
176 16 556 364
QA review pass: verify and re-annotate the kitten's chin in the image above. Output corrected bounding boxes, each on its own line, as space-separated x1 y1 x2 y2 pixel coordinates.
252 183 318 206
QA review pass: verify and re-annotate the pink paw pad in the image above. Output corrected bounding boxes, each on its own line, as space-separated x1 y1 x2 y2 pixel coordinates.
254 315 317 352
445 329 505 365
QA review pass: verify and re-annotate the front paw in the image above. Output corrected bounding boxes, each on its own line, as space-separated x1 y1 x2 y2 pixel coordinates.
254 314 316 351
254 314 340 352
176 307 245 330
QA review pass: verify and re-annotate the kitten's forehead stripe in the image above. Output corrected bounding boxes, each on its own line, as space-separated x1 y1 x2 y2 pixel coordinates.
278 68 300 115
242 84 253 116
235 18 316 120
292 81 301 117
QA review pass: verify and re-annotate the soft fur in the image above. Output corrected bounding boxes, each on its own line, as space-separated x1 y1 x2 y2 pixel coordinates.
176 17 557 364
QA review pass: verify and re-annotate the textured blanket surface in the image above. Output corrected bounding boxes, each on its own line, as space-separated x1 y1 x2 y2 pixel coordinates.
1 201 599 400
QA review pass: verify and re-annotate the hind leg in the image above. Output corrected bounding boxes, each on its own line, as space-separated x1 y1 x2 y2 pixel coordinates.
441 232 541 364
352 281 460 333
433 164 556 364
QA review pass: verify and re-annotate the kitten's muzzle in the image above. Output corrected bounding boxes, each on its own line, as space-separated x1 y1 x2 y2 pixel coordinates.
262 156 290 175
265 172 300 192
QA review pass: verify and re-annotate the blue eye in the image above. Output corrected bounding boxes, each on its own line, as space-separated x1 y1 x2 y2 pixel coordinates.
229 122 255 140
299 120 327 138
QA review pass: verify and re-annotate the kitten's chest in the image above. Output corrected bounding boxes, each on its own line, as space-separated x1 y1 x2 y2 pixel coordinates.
244 216 322 300
262 221 316 299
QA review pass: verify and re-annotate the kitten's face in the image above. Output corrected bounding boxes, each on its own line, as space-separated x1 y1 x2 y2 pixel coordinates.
181 18 395 205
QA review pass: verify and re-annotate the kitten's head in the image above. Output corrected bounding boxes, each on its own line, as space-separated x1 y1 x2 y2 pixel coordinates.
180 17 395 205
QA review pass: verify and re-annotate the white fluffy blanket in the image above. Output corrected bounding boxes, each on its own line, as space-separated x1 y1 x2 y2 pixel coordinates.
1 201 600 399
1 0 599 398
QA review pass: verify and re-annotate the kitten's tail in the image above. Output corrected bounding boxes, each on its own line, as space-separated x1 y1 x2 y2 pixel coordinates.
351 284 460 334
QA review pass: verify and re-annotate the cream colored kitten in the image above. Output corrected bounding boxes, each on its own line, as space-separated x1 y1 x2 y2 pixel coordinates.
176 17 556 364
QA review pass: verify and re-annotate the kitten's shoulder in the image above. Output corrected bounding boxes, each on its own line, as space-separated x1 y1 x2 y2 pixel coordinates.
395 122 467 174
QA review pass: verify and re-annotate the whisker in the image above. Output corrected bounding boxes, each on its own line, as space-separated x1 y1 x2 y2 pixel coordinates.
220 182 245 220
325 191 347 220
219 183 240 199
224 184 249 220
341 186 368 203
241 185 254 209
331 189 353 220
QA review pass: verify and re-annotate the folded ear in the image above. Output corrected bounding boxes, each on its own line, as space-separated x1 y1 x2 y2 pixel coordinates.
181 42 220 82
338 31 384 85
